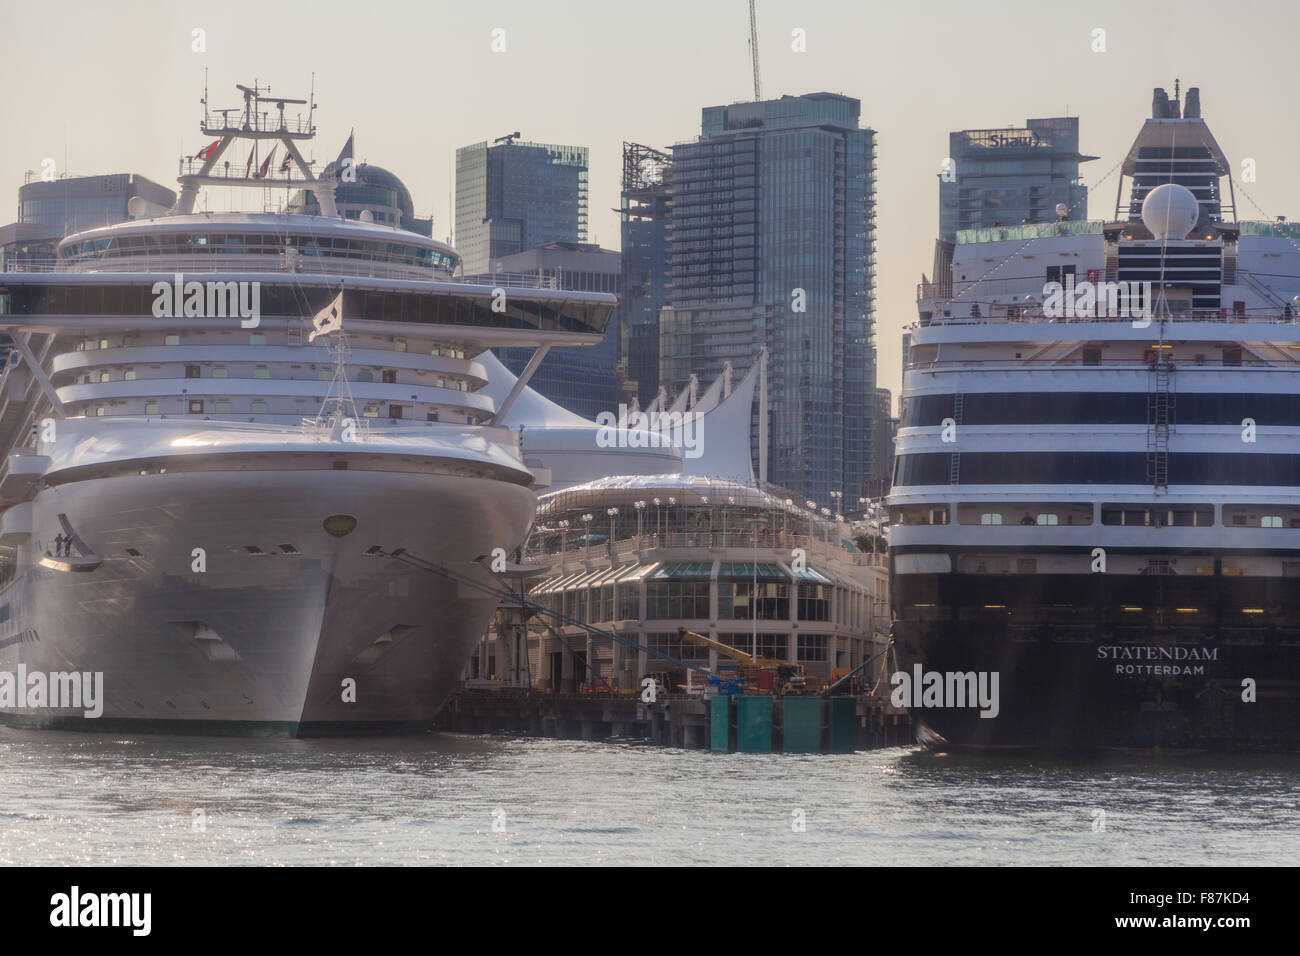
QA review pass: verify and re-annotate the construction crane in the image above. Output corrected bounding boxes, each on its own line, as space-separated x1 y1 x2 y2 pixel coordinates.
494 131 521 146
748 0 761 101
676 627 809 695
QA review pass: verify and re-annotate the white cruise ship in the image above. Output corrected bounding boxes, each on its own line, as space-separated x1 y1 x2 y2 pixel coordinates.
0 83 614 735
892 85 1300 750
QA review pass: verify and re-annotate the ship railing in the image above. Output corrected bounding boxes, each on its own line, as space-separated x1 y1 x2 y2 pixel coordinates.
199 112 315 137
915 308 1300 326
2 256 557 289
451 273 560 290
907 355 1296 371
526 531 859 563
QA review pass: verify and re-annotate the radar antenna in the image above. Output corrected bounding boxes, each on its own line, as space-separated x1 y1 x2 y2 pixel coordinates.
172 78 336 217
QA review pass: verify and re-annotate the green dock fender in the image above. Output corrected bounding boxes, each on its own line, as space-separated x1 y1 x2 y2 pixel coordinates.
829 697 857 753
783 697 822 753
709 696 732 752
737 696 773 753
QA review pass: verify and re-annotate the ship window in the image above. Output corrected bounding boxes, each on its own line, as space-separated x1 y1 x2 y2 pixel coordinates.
362 404 379 418
357 370 374 382
430 346 441 356
250 333 267 345
253 366 270 379
250 400 268 413
188 400 204 414
382 369 397 384
99 372 110 383
436 377 446 388
98 338 109 350
1262 515 1283 528
1223 348 1242 366
388 405 404 419
980 513 1003 525
185 365 200 378
145 401 159 414
395 338 407 352
214 400 233 413
165 334 180 346
212 367 228 378
317 369 331 381
1082 348 1101 366
1036 514 1059 525
124 369 136 380
427 410 439 422
95 406 105 416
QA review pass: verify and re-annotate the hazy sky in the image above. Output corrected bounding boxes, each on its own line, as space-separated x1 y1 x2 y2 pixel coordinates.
4 0 1298 399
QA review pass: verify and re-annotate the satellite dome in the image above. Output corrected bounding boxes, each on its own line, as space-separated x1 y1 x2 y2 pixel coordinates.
1141 183 1200 240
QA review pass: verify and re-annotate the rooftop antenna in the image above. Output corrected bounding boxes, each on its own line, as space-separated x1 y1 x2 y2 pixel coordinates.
748 0 762 101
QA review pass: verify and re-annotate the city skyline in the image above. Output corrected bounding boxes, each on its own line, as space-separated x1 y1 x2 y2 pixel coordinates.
4 0 1299 403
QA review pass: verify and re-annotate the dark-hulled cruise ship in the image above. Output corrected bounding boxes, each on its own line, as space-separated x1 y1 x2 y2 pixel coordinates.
893 85 1300 750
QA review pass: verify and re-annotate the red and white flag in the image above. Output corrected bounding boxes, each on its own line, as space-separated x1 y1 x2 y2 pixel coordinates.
257 146 277 179
244 146 255 179
196 140 220 161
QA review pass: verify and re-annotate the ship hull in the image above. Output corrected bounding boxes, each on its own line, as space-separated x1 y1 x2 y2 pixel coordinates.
0 468 536 735
891 562 1300 751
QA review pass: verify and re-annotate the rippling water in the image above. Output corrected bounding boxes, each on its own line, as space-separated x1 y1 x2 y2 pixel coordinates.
2 728 1297 865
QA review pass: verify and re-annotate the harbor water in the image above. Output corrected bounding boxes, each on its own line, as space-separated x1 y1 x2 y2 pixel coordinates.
2 729 1297 866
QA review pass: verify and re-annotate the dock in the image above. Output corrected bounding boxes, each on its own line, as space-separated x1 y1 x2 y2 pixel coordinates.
435 690 912 752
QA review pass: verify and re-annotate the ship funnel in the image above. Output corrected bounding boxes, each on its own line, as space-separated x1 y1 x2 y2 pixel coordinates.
1184 87 1201 118
1152 88 1171 118
1141 183 1200 240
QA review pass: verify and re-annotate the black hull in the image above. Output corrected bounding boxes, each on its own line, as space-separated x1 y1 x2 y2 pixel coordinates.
892 566 1300 752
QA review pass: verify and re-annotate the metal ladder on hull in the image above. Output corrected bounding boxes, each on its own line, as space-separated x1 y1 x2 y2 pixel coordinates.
948 392 964 484
1146 359 1174 491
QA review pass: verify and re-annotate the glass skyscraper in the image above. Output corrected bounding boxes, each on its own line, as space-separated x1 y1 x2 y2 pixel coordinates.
619 142 671 408
455 138 588 276
660 92 877 506
939 117 1094 239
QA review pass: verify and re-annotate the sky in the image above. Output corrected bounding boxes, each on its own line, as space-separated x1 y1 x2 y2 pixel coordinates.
3 0 1299 401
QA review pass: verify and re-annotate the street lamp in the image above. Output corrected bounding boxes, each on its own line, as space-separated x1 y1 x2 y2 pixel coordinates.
607 507 619 548
634 500 646 540
582 513 593 558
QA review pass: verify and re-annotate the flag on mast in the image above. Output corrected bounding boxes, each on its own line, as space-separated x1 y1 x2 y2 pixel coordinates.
244 145 256 179
309 292 344 342
257 146 277 179
196 140 220 161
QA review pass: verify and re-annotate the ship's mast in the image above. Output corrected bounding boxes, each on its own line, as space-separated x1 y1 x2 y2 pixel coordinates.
172 79 337 217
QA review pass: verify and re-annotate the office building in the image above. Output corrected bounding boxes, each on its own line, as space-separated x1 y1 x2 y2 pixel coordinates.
455 137 588 275
939 117 1094 239
659 92 877 506
17 173 175 237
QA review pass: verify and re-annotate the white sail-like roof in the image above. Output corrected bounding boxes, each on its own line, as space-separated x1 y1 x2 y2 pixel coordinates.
680 356 758 484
